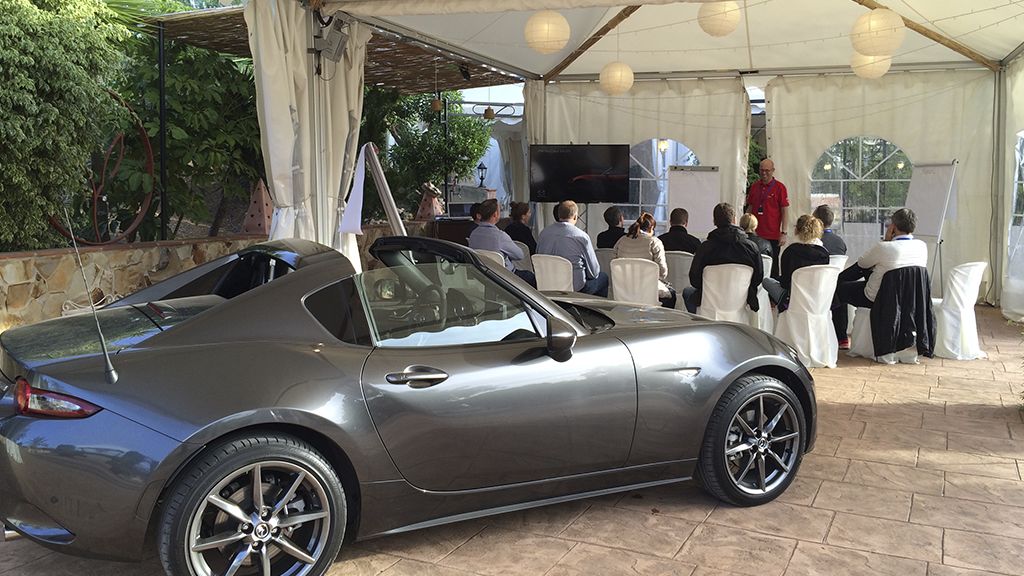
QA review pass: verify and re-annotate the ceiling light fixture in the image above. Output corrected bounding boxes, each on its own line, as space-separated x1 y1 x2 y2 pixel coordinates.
525 10 571 54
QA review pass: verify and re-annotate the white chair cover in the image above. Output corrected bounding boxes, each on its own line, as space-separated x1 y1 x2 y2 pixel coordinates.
532 254 574 292
596 248 615 276
933 261 988 360
610 258 660 305
774 265 841 368
698 264 753 323
829 255 848 269
474 249 505 267
749 254 774 332
849 307 919 364
666 251 693 310
512 241 533 272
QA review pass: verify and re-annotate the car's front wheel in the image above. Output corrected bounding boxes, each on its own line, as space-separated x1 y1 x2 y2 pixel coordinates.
697 374 806 506
158 433 346 576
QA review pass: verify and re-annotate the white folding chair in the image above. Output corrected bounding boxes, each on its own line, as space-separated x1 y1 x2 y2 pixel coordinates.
512 241 533 272
749 254 774 332
848 267 923 364
932 261 988 360
698 264 753 323
532 254 574 292
610 258 660 306
774 265 841 368
595 248 615 275
829 255 849 269
665 251 693 310
474 249 505 267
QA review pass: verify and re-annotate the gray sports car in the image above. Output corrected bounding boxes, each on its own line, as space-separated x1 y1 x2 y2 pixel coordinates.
0 236 816 576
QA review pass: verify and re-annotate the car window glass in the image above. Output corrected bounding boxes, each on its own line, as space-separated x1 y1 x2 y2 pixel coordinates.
356 261 540 348
303 277 373 346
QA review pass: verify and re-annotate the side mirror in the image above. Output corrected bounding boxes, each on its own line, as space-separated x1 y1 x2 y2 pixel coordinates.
546 316 577 362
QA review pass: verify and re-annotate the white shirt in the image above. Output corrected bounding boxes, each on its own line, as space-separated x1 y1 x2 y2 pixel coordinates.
857 235 928 301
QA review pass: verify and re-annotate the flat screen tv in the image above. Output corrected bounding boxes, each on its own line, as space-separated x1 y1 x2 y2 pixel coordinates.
529 144 630 204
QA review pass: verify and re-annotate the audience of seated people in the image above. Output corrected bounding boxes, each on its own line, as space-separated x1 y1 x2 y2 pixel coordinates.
836 208 927 310
740 213 773 258
658 208 701 253
762 214 831 311
597 206 626 249
613 212 677 308
468 199 537 287
682 202 764 314
504 201 537 254
537 200 609 297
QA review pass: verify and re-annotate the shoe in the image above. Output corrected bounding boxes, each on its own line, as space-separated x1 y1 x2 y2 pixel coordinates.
838 338 850 350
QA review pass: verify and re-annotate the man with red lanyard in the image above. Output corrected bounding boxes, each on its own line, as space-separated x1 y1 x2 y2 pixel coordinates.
745 158 789 278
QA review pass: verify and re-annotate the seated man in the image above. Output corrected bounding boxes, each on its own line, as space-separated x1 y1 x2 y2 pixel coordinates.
683 203 763 314
469 199 537 287
537 200 609 297
658 207 701 253
836 208 927 310
814 204 847 256
596 205 626 249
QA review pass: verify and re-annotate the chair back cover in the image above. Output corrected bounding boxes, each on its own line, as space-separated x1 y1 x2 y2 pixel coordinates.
699 264 753 322
610 258 660 305
750 254 775 332
596 248 615 276
512 241 533 272
666 251 694 307
532 254 574 292
474 249 505 267
774 264 841 368
933 261 988 360
829 255 849 269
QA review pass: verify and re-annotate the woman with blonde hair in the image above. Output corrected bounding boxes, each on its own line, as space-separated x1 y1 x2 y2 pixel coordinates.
739 213 772 257
613 212 676 308
762 214 830 310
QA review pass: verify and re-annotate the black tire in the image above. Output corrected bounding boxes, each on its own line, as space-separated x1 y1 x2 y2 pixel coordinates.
158 433 346 576
697 374 806 506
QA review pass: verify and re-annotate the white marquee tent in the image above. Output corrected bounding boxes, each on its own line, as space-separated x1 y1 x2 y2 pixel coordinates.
233 0 1022 309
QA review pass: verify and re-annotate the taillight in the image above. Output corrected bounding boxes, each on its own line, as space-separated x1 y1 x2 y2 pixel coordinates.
14 377 101 418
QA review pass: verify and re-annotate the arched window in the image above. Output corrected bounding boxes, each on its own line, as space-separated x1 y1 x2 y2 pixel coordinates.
625 139 699 230
809 136 912 258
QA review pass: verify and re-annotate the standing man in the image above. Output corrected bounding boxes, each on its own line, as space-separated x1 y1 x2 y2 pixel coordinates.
537 200 609 297
469 199 537 287
659 208 701 253
745 159 789 277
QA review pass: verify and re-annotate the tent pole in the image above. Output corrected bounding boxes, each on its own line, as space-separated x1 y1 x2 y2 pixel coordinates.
158 22 168 241
992 67 1008 303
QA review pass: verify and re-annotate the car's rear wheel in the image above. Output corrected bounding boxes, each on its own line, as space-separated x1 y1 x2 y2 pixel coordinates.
697 374 805 506
158 433 345 576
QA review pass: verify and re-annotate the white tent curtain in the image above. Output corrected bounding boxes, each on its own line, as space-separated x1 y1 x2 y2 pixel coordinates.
524 79 555 228
491 121 527 205
1000 57 1024 319
245 0 315 241
766 70 996 300
543 78 750 233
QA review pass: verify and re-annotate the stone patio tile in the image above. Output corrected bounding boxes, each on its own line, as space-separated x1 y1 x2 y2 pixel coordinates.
926 564 1009 576
816 389 876 404
943 472 1024 507
438 527 573 576
842 460 945 495
0 539 55 575
826 418 867 439
926 366 995 380
691 569 747 576
776 476 823 506
852 405 925 427
936 377 1012 393
675 523 796 576
613 482 718 523
811 480 912 521
547 543 696 576
799 453 851 481
917 448 1021 480
943 529 1024 575
818 402 857 420
358 519 487 563
813 376 868 390
910 493 1024 539
784 541 927 576
707 500 833 542
835 437 919 467
945 403 1024 421
861 422 947 450
825 512 942 563
810 434 841 456
559 503 697 558
378 559 478 576
929 387 1005 405
947 432 1024 459
869 377 936 393
922 413 1011 439
486 500 591 537
872 395 946 414
329 548 401 576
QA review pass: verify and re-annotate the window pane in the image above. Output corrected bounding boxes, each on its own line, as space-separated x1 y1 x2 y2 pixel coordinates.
640 179 663 205
880 180 910 207
810 181 841 197
845 180 878 207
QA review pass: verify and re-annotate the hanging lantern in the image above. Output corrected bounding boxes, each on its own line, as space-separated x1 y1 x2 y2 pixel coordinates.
430 98 443 112
524 10 571 54
850 8 906 56
851 52 892 79
697 1 741 38
599 61 634 95
483 106 496 120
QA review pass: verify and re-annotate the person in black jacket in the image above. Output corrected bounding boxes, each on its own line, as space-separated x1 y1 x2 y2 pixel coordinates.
596 206 626 249
682 203 763 314
739 213 773 258
813 204 847 256
658 208 701 253
762 214 831 311
503 201 537 254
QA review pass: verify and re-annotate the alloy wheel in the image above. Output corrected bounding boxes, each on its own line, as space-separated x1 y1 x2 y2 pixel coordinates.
723 391 801 495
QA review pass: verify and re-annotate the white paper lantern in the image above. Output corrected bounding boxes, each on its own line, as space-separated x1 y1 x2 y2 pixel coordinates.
599 61 634 95
850 8 906 56
851 52 892 79
524 10 571 55
697 1 741 38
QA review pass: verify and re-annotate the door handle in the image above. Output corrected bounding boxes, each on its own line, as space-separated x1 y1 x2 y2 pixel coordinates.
385 365 449 388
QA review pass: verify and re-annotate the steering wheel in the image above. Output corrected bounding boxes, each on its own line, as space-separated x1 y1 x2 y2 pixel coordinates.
414 284 447 330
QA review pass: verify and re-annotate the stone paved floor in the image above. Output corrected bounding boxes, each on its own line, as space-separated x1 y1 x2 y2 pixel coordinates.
2 306 1022 576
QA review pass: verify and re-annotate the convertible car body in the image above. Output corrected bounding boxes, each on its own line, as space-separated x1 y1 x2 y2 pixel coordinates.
0 236 815 576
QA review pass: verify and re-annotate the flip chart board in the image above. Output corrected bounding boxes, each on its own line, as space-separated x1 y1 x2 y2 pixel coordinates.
904 160 957 239
667 166 720 238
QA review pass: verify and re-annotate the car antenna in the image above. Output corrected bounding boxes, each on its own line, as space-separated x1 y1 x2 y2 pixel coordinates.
62 206 118 385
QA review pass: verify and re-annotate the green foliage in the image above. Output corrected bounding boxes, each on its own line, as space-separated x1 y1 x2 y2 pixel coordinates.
0 0 125 251
747 138 766 187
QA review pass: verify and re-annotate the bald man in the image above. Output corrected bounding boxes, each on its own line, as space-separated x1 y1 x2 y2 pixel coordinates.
745 158 789 277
